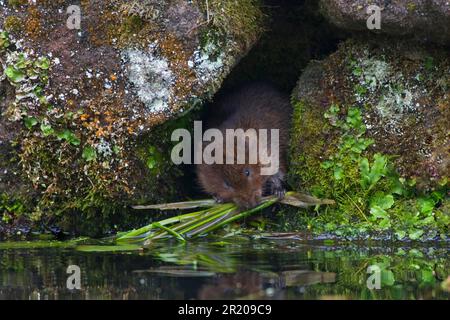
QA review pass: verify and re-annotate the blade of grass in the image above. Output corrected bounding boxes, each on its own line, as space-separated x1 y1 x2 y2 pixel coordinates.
152 204 236 240
185 209 236 238
153 223 186 243
148 204 232 240
117 209 210 241
132 199 217 210
280 192 335 207
119 191 335 243
197 197 279 236
178 205 237 238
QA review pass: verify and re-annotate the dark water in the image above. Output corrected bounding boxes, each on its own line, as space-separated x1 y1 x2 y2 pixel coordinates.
0 238 448 300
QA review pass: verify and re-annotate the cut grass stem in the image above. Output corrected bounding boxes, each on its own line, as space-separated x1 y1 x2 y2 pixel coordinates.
117 192 334 244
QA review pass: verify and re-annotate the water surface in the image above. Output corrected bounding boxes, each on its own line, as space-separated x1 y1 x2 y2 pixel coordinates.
0 238 448 300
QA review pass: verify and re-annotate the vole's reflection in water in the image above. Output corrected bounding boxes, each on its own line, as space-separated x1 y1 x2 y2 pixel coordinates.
0 241 448 300
197 270 336 300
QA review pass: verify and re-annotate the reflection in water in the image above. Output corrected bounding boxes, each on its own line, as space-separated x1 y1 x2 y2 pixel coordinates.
0 239 448 300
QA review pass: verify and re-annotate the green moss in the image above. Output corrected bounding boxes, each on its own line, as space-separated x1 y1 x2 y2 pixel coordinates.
7 0 27 7
406 2 417 12
117 14 145 44
0 0 267 238
0 29 188 237
199 0 264 50
4 16 23 33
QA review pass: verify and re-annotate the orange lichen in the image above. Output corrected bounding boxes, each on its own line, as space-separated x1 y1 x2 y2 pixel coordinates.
25 7 42 39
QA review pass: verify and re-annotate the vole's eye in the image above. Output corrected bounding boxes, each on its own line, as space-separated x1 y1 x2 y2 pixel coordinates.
224 180 231 189
244 169 251 177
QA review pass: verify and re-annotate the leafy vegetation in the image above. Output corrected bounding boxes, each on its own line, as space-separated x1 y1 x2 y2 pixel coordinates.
0 194 25 223
287 101 449 240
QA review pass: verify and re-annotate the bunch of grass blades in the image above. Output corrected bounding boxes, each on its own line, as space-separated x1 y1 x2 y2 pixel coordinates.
116 192 334 245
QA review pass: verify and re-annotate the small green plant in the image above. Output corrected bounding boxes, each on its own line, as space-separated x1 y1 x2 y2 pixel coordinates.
0 43 87 153
0 31 10 51
0 194 26 223
82 145 97 162
145 146 162 171
55 129 81 146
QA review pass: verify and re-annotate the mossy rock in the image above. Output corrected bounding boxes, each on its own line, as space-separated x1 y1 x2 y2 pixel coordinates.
288 38 449 240
0 0 264 236
319 0 450 45
291 38 449 192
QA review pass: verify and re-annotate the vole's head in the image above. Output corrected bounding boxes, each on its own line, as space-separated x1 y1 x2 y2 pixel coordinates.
197 163 265 209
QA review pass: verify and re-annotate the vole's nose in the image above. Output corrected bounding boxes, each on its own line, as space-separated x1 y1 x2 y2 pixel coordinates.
234 193 261 209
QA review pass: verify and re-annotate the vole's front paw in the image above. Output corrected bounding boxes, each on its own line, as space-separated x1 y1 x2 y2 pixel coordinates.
267 176 286 199
273 186 286 199
213 195 224 203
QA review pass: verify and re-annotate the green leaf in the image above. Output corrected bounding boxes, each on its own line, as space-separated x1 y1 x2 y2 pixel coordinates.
395 230 406 240
70 136 81 146
381 270 395 286
35 57 50 70
354 84 367 95
371 153 388 178
24 117 38 130
321 160 333 169
359 157 370 188
389 176 405 195
146 156 157 169
420 270 435 284
420 216 435 225
15 54 32 69
408 229 424 240
370 192 394 210
431 190 444 202
82 146 97 162
417 197 435 215
352 66 363 76
346 107 362 129
378 218 391 229
438 177 448 187
56 130 80 146
360 153 388 190
333 166 344 180
370 205 388 219
56 130 70 140
0 31 10 49
5 66 26 83
40 123 54 136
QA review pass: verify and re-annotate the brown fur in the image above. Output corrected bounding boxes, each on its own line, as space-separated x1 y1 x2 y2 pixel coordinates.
196 82 291 209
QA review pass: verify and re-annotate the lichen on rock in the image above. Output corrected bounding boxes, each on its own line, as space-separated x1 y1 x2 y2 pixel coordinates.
122 47 175 114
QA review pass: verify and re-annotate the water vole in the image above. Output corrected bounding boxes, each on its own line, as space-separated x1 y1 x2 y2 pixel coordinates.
196 82 292 209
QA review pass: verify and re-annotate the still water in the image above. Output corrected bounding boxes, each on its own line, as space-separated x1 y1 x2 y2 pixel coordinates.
0 238 448 300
